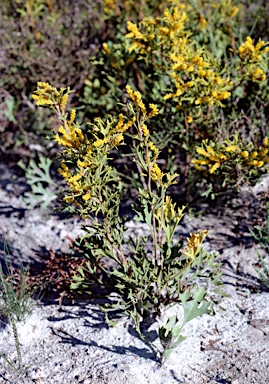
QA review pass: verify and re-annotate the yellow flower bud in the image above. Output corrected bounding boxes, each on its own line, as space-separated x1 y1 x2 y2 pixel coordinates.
102 42 111 55
187 115 193 123
225 145 239 152
251 151 258 159
82 193 91 201
241 151 249 158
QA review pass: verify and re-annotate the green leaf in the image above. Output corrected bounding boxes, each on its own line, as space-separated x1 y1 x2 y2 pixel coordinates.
181 287 211 325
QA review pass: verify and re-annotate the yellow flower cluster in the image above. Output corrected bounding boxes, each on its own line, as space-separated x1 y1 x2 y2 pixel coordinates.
55 123 85 149
125 7 187 55
162 195 185 223
125 6 233 109
238 36 269 62
126 85 147 114
181 230 209 262
192 136 269 175
126 85 159 119
161 7 187 40
32 82 73 113
166 51 232 106
58 112 135 202
32 82 60 106
102 0 117 15
91 114 135 149
125 85 167 184
150 163 164 183
113 113 136 133
196 0 239 30
126 20 145 41
58 164 91 203
238 36 269 82
33 82 137 204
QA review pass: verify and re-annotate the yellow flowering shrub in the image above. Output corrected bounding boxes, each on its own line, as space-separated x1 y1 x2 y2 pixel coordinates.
125 5 268 115
33 82 223 363
192 135 269 189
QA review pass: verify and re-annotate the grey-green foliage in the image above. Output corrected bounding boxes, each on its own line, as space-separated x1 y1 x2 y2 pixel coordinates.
0 230 33 375
3 97 17 123
18 155 57 210
159 287 211 362
70 197 224 362
250 202 269 288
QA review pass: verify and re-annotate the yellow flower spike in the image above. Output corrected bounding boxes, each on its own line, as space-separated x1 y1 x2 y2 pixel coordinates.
148 141 158 154
60 93 69 114
32 95 54 106
187 65 194 72
125 21 145 40
225 145 239 152
36 82 59 95
193 164 203 171
58 163 70 179
63 195 74 203
55 133 73 148
264 137 269 147
186 81 194 88
218 153 227 160
93 139 106 147
114 114 125 132
77 160 91 168
148 103 159 118
206 145 215 157
181 230 209 262
69 109 76 125
68 174 82 183
212 91 231 101
37 82 53 91
142 124 149 136
126 85 146 114
209 162 220 174
163 93 173 101
122 118 135 132
158 26 170 35
58 126 67 136
74 127 85 142
196 147 210 158
238 36 269 61
112 134 124 147
250 68 266 82
150 163 164 183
